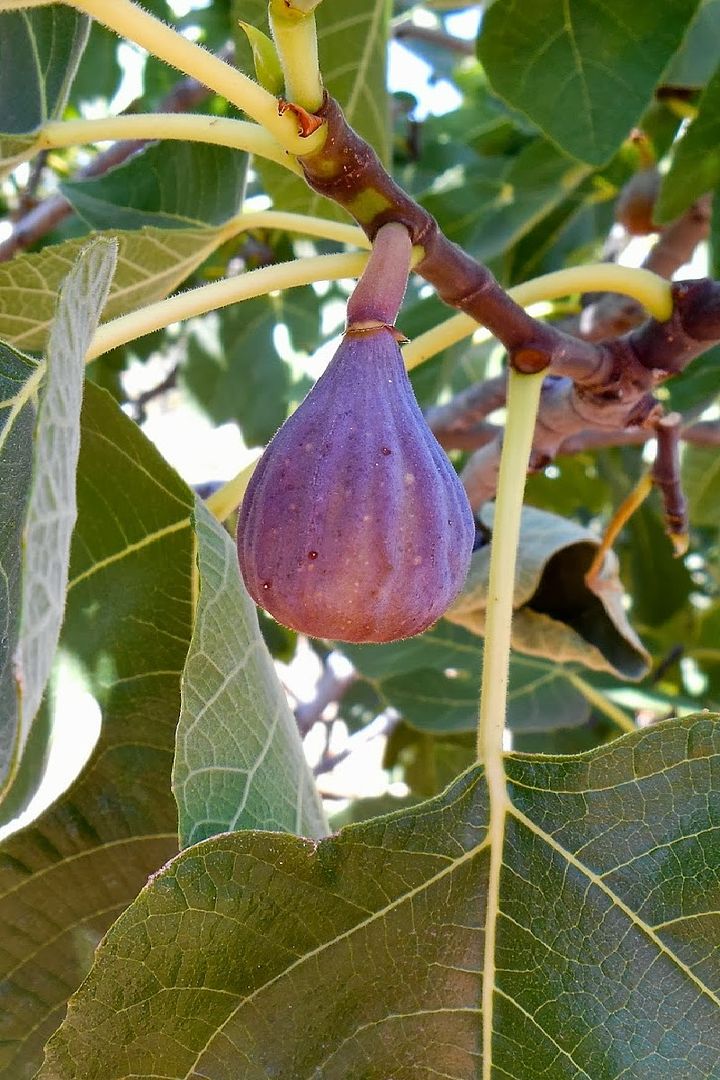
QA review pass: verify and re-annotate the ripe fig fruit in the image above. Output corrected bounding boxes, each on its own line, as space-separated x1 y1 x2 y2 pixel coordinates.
237 327 475 643
615 167 661 236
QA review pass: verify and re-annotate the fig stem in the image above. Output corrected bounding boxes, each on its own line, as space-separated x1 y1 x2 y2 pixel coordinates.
85 251 368 361
566 673 636 735
35 115 302 175
346 222 413 329
63 0 326 158
404 263 673 372
477 369 543 1080
478 367 544 759
269 0 324 113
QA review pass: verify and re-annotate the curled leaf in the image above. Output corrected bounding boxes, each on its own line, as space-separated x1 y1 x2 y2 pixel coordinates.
447 505 650 680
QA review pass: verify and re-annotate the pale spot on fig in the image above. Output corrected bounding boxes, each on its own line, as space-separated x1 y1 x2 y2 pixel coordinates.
404 472 415 485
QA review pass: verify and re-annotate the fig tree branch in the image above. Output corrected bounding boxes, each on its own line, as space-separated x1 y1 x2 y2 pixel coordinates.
558 194 712 342
393 24 476 56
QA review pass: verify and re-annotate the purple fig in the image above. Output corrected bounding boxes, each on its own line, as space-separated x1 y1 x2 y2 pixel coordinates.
237 327 475 643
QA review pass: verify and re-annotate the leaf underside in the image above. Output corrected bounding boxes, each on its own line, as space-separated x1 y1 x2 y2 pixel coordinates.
172 502 327 848
0 239 117 814
0 381 195 1079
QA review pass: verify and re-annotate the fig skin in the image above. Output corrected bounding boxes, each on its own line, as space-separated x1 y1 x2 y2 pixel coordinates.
237 327 475 643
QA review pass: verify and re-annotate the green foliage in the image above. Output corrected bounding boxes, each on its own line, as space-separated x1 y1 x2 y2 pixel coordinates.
684 445 720 526
61 141 248 231
0 1 719 1075
0 379 195 1079
343 621 596 736
40 718 720 1079
182 285 322 446
0 6 88 171
479 0 703 165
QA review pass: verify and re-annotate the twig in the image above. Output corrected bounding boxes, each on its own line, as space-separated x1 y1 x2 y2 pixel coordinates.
295 662 358 736
556 195 713 343
312 712 397 777
11 150 49 221
393 24 475 56
653 412 688 554
127 362 179 423
585 473 653 588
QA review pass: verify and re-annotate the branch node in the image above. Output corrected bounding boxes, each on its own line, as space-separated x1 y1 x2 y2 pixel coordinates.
510 346 552 374
277 98 324 136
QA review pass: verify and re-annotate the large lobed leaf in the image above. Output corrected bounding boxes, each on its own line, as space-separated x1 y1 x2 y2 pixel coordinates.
0 302 327 1076
478 0 703 165
0 380 329 1075
0 239 117 813
40 715 720 1078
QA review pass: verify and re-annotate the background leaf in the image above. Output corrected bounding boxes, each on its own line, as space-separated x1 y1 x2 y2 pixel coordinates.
0 383 195 1079
658 59 720 222
0 239 117 816
343 620 592 734
40 716 720 1079
665 0 720 87
0 6 89 171
0 225 243 354
683 444 720 526
181 286 323 447
173 502 326 848
61 141 248 231
447 506 649 679
478 0 702 164
422 136 589 260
